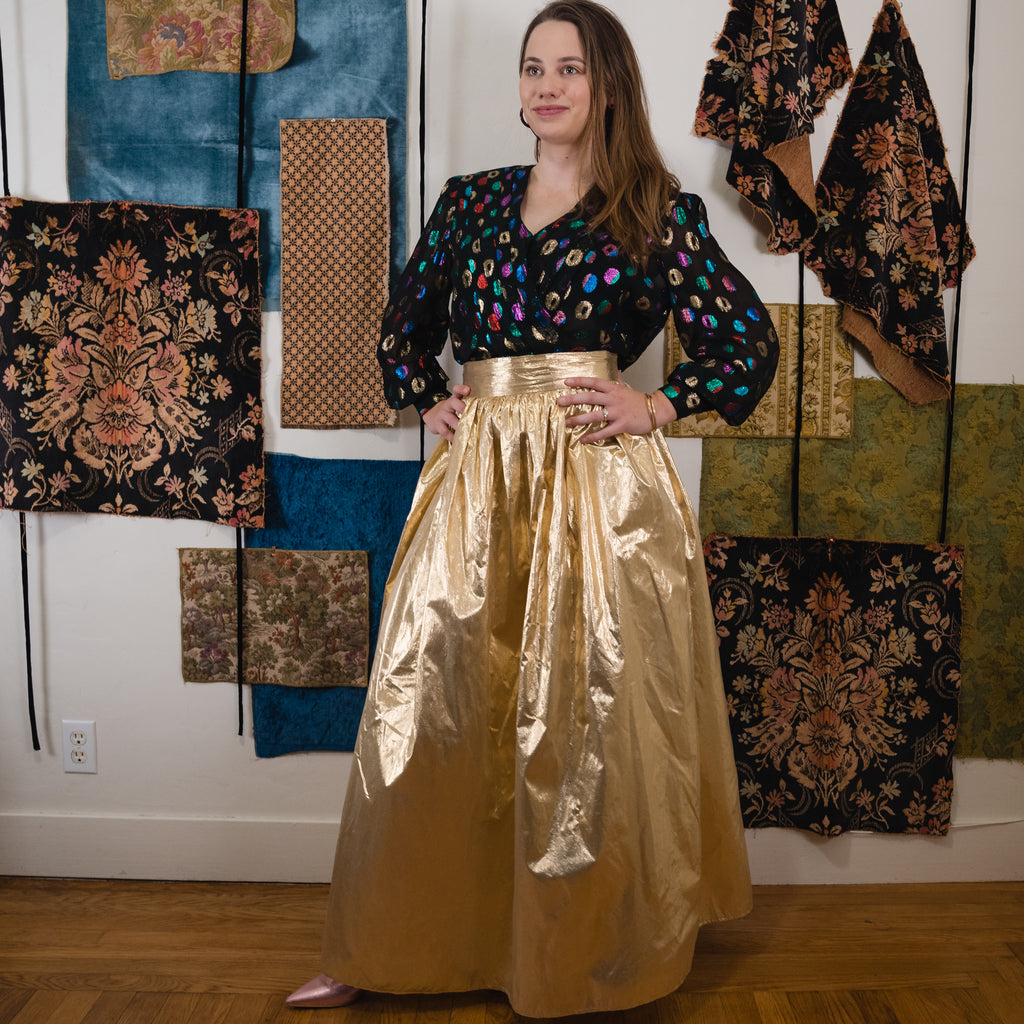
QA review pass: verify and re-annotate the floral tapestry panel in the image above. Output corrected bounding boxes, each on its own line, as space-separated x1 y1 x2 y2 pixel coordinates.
244 453 423 756
664 302 852 438
105 0 296 79
280 119 394 428
705 533 962 835
0 197 264 525
179 547 369 687
694 0 852 253
68 0 407 310
699 379 1024 761
804 1 974 405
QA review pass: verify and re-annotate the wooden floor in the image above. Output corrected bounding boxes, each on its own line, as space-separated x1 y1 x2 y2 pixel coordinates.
0 878 1021 1023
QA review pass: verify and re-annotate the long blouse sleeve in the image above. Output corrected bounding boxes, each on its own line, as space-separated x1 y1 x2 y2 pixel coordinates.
651 194 779 425
377 179 458 413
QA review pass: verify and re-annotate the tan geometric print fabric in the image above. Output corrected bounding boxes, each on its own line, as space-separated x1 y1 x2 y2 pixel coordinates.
663 303 852 438
280 118 395 428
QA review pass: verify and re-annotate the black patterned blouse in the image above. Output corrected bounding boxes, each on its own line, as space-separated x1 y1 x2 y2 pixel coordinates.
378 166 778 423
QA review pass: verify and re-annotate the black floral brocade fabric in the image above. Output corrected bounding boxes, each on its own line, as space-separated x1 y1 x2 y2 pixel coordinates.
694 0 852 253
705 534 962 836
377 166 779 422
803 1 974 397
0 197 263 524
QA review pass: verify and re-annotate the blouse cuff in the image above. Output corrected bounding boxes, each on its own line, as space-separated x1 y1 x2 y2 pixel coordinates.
416 389 452 416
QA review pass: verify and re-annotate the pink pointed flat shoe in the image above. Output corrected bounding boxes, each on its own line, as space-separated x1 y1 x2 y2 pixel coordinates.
285 973 362 1008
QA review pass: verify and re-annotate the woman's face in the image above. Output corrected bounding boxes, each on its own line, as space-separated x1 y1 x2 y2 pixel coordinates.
519 20 592 152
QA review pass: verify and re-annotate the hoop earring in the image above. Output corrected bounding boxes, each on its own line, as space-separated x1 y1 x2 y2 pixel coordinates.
519 108 530 128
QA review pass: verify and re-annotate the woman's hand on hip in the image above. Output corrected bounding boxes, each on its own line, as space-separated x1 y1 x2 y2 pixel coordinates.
422 384 472 441
558 376 675 442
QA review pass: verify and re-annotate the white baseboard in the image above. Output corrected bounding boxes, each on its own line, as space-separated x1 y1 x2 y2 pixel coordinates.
1 812 1022 884
0 813 341 882
745 819 1024 884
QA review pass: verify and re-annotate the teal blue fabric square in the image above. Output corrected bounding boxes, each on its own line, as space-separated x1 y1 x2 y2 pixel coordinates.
245 453 421 756
67 0 407 310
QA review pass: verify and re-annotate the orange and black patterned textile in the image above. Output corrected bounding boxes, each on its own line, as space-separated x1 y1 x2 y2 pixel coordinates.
280 118 394 428
0 197 264 525
704 533 962 835
694 0 852 253
803 1 975 404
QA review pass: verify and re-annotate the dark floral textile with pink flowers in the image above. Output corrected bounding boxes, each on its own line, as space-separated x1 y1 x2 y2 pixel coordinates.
0 197 264 526
704 534 962 836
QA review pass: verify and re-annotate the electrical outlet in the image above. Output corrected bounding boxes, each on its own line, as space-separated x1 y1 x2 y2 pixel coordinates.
61 719 97 774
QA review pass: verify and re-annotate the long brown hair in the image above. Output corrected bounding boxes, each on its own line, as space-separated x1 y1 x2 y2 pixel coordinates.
519 0 679 264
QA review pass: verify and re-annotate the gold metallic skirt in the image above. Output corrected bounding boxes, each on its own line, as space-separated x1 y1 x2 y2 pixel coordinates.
321 352 751 1018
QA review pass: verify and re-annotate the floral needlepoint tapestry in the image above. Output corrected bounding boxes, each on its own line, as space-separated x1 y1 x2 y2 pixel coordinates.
704 534 962 835
104 0 296 79
803 0 974 404
694 0 852 253
0 197 264 525
179 548 369 687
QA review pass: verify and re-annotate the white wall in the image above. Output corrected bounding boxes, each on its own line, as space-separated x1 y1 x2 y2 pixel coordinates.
0 0 1021 884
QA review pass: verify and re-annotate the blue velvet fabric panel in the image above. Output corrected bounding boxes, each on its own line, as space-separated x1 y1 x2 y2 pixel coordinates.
66 0 407 310
245 453 421 756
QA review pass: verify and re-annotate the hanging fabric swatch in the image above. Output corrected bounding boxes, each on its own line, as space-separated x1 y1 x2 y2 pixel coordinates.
104 0 296 79
0 197 264 525
179 547 369 686
699 379 1024 762
67 0 407 309
244 453 422 756
803 1 975 404
694 0 852 253
280 118 394 428
663 303 852 438
705 533 962 835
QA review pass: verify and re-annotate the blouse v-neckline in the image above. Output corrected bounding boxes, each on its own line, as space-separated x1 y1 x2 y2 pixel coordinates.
517 165 583 238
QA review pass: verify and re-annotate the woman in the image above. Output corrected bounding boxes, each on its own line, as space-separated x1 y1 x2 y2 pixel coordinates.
288 1 778 1016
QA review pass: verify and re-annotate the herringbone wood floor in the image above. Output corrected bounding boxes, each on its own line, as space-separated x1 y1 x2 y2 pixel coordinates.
0 878 1021 1023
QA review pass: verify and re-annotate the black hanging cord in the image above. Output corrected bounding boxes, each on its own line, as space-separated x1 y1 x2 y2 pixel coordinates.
19 516 39 749
0 29 39 751
0 29 8 196
418 0 428 465
418 0 428 232
233 0 251 736
236 0 250 208
791 254 806 537
938 0 976 545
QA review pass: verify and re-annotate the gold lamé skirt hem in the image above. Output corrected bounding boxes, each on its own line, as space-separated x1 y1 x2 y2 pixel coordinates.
325 893 755 1019
320 351 752 1019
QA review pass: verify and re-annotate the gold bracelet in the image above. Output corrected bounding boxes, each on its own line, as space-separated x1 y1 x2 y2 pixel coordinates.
644 392 658 433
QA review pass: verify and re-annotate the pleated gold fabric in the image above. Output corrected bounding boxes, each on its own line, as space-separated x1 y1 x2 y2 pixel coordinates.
321 352 752 1018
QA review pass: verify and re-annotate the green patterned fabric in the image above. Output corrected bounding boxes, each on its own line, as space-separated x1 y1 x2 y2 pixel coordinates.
699 379 1024 760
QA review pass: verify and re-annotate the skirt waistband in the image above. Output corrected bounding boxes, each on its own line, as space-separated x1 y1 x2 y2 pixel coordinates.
462 352 617 398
